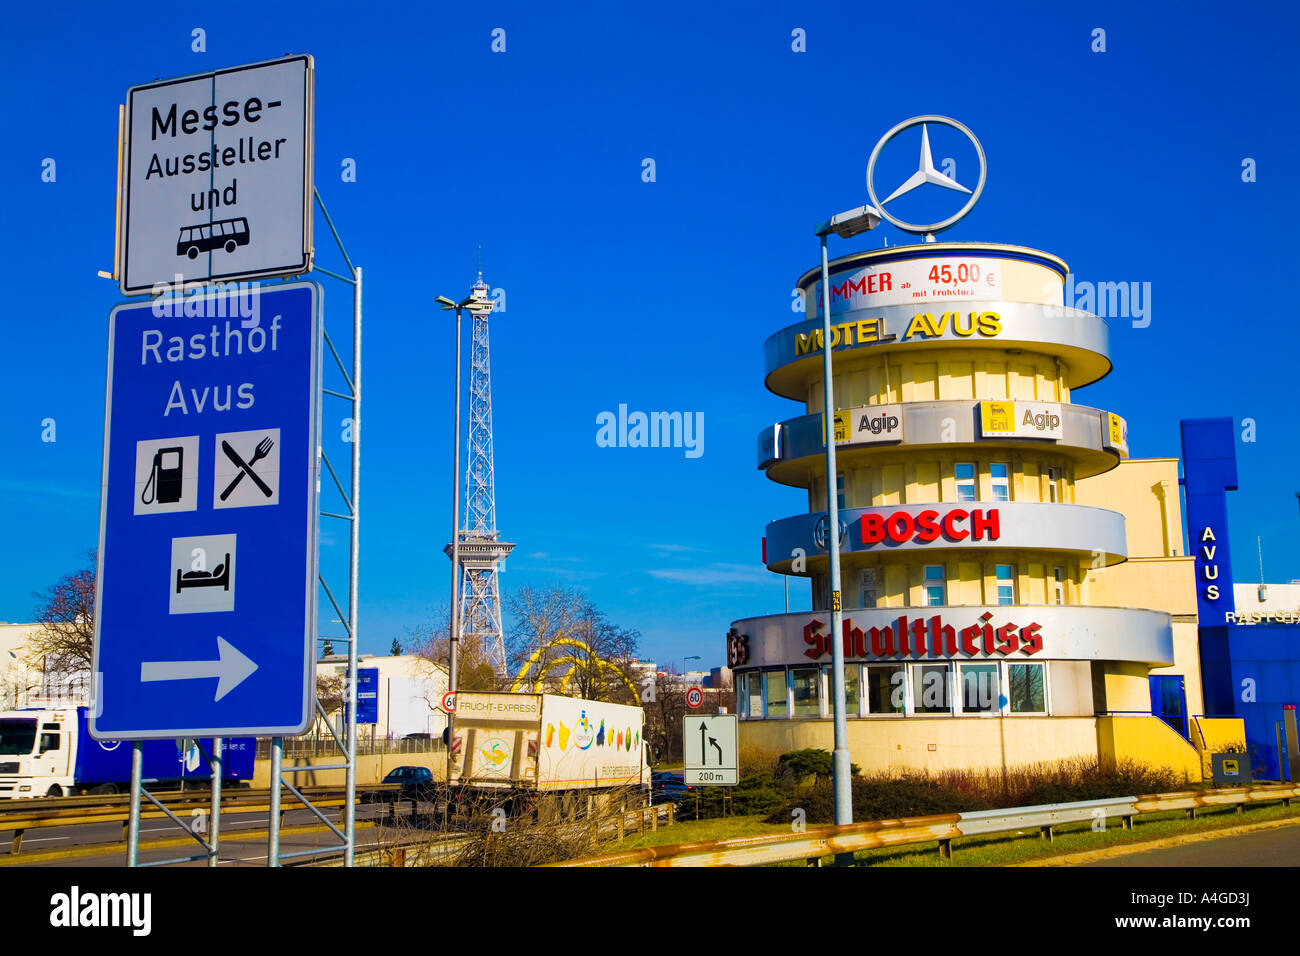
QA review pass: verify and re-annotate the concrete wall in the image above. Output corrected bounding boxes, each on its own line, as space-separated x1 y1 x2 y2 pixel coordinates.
1075 457 1183 557
739 716 1099 775
1085 556 1196 615
1096 715 1202 782
251 751 446 789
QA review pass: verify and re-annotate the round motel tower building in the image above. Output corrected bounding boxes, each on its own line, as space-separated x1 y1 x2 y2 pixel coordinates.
727 242 1172 772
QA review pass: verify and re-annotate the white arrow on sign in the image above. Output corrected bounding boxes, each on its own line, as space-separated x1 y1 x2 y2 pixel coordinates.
140 636 258 702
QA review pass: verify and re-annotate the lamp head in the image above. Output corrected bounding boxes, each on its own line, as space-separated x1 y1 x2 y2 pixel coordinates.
815 205 883 239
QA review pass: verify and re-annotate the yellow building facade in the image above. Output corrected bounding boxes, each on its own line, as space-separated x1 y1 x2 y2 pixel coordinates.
729 242 1240 780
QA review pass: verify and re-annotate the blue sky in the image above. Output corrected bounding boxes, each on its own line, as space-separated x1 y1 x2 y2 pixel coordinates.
2 1 1298 671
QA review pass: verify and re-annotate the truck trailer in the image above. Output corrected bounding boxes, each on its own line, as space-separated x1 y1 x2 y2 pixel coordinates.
450 692 648 800
0 706 254 799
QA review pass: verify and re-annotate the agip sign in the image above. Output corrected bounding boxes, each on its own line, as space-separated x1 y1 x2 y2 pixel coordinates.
119 56 314 296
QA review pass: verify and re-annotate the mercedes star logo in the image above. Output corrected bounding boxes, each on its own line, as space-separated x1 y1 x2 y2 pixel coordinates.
866 115 987 237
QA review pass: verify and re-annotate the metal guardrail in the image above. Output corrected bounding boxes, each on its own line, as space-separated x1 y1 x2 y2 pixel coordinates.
347 803 676 867
255 737 443 758
541 783 1300 867
0 784 401 854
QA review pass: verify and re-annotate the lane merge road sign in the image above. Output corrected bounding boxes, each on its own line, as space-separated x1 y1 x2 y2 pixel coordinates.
683 714 738 786
91 282 321 740
120 55 314 296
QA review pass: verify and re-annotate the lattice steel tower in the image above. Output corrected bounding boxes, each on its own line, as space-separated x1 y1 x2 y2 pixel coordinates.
453 273 514 676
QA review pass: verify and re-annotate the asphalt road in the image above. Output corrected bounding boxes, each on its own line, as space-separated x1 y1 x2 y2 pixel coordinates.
1 802 436 866
1084 823 1300 867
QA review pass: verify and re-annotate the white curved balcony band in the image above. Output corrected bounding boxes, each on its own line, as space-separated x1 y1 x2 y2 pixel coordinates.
728 605 1174 668
764 501 1128 571
757 399 1125 482
763 300 1111 400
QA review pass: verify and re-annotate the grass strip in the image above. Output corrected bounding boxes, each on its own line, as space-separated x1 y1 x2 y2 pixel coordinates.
605 800 1300 866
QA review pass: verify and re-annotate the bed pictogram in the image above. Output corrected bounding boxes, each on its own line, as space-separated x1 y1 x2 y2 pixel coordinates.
176 552 231 594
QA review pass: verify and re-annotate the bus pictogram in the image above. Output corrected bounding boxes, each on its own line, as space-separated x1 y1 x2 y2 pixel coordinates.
176 218 251 259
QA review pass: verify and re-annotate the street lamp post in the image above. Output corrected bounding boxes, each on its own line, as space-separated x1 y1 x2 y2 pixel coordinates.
813 205 881 841
435 293 471 694
683 655 702 683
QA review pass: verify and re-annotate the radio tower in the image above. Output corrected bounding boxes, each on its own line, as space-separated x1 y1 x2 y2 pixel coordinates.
453 270 514 677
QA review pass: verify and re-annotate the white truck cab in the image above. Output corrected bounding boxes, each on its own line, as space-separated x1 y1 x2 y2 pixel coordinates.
0 708 76 798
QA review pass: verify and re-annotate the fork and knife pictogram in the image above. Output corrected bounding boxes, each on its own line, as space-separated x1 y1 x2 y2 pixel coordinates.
220 436 274 501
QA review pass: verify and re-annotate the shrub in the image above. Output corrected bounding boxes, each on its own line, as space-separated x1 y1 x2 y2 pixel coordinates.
775 748 861 787
677 772 785 820
762 757 1190 826
765 773 991 825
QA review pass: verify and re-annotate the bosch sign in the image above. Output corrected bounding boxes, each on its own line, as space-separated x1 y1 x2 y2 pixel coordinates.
860 508 1000 545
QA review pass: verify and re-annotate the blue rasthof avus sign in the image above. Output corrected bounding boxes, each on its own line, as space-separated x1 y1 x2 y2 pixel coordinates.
92 282 321 739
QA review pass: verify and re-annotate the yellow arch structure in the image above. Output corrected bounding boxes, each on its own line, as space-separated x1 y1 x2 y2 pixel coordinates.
510 638 592 692
509 637 640 701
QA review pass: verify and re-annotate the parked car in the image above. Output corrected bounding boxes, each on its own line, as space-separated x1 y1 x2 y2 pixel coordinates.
363 765 436 804
650 771 693 804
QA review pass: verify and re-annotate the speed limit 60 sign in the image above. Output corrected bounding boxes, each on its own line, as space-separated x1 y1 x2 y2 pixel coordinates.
686 687 703 708
440 691 457 713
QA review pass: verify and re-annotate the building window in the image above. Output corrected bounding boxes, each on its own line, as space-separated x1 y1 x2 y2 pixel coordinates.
738 673 759 718
1047 466 1058 503
859 568 879 609
1008 662 1047 713
991 462 1010 501
823 664 861 717
924 565 946 606
958 663 1000 715
1053 566 1066 605
864 664 905 715
747 673 764 717
764 670 789 718
910 663 952 715
836 473 846 512
955 463 976 502
791 667 821 717
996 564 1016 605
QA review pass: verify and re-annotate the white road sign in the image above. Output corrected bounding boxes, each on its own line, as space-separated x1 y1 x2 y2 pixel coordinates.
683 714 738 786
120 55 314 295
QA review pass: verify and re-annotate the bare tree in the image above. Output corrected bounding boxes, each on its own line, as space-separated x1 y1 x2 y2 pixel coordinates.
642 672 688 763
408 603 498 691
314 672 346 734
504 585 587 674
504 586 639 703
27 550 97 676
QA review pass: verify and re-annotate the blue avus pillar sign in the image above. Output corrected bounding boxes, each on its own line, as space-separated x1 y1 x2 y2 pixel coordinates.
1179 417 1238 716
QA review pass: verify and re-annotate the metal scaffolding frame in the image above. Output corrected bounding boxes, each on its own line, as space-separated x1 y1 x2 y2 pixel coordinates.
124 188 361 867
268 188 361 867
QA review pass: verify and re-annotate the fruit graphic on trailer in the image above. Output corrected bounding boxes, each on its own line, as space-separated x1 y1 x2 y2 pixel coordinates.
546 723 555 747
558 722 571 750
479 739 509 771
